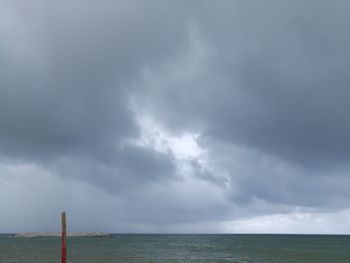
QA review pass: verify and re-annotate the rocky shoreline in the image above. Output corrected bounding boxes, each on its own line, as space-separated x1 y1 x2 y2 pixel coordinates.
14 232 112 238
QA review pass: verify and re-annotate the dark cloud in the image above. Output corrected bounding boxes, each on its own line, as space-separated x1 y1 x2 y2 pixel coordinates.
140 1 350 165
49 144 177 194
135 1 350 212
1 0 350 232
0 0 189 160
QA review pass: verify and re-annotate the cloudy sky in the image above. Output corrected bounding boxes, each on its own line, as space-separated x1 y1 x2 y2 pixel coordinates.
1 0 350 234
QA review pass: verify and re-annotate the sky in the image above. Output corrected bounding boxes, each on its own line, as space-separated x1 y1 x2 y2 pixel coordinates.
1 0 350 234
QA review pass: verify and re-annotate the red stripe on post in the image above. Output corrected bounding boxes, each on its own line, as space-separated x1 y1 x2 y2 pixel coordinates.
61 212 67 263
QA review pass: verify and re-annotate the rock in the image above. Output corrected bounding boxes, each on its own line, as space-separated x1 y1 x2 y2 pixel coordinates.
14 232 112 238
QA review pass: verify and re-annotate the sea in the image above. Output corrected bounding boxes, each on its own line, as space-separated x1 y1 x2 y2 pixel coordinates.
1 234 350 262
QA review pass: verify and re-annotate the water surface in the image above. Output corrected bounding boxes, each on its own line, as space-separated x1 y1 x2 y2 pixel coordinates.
1 234 349 262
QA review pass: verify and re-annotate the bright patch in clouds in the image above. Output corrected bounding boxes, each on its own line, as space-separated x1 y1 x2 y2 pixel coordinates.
132 114 204 161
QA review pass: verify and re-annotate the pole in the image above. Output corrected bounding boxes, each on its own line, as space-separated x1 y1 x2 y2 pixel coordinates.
61 212 67 263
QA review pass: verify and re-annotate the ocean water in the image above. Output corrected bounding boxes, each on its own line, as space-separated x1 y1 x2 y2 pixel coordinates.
1 234 349 262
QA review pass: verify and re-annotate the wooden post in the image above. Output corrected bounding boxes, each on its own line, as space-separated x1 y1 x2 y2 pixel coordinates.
61 212 67 263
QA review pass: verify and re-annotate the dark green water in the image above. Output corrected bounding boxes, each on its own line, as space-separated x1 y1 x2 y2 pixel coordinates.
1 234 349 262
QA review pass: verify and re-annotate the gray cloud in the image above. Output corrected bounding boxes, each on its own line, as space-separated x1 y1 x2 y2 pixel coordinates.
135 1 350 214
49 144 177 195
140 0 350 165
0 0 189 159
1 0 350 233
0 0 189 187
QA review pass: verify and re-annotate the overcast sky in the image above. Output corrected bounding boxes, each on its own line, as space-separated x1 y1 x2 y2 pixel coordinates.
1 0 350 234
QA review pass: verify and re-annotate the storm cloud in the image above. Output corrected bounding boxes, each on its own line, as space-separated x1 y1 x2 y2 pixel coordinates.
1 0 350 233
